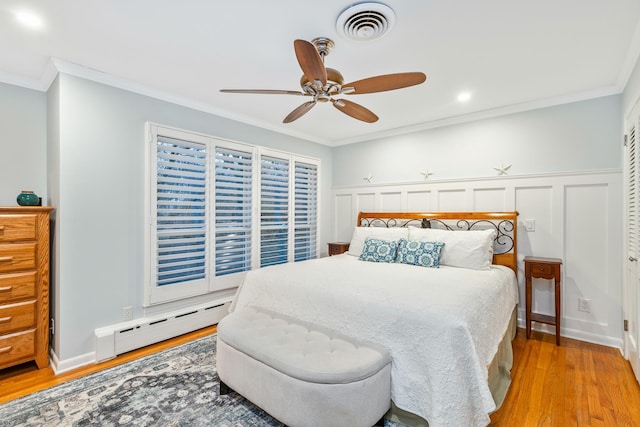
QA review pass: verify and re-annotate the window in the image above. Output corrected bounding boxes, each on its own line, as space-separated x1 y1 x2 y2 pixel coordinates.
145 123 320 305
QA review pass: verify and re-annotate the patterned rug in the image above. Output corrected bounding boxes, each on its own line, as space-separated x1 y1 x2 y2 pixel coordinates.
0 334 403 426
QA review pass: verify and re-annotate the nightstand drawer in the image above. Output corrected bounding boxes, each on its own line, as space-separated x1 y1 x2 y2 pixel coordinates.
328 242 350 256
0 243 37 273
0 272 37 303
0 215 36 243
0 329 36 366
0 301 36 334
529 263 559 279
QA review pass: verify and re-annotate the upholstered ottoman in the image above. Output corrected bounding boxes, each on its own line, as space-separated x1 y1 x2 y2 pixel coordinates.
216 306 391 427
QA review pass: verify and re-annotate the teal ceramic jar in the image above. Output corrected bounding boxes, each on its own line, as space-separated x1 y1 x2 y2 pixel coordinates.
17 191 39 206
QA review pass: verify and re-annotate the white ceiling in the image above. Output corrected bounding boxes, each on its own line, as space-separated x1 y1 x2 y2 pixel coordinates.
2 0 640 146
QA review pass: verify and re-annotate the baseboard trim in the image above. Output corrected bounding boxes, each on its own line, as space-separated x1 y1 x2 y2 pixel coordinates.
49 348 95 374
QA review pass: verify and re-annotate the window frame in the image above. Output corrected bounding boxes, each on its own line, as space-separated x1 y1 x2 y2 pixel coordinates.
144 123 321 306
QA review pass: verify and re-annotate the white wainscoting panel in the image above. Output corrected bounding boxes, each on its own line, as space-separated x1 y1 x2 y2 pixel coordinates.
332 170 622 348
437 189 466 211
380 192 402 211
406 190 431 211
473 187 507 211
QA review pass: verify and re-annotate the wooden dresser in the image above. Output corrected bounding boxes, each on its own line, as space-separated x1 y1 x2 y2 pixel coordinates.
0 206 53 370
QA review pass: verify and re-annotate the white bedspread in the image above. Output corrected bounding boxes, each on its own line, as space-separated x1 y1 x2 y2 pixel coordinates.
229 254 518 427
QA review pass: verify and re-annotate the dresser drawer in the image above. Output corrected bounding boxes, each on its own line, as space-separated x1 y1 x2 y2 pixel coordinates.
0 243 37 273
0 300 35 334
0 329 36 366
0 215 36 243
0 272 36 303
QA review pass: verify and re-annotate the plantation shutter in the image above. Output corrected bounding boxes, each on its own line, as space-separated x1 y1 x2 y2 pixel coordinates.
214 146 253 276
294 161 318 261
155 136 208 286
261 155 290 267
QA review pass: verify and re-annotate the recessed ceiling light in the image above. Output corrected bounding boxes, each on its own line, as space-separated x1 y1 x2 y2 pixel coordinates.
457 92 472 103
15 10 44 29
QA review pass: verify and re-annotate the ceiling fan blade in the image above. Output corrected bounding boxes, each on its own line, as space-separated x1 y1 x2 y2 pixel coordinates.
343 72 427 94
332 99 378 123
283 101 316 123
294 39 327 86
220 89 305 95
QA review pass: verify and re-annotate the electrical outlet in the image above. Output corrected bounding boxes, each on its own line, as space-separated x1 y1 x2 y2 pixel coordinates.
524 219 536 232
123 306 133 321
578 298 591 313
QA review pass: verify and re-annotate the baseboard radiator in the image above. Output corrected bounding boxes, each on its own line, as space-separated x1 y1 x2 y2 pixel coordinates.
94 301 230 362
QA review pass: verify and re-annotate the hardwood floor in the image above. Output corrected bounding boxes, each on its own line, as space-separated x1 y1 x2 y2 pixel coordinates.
491 329 640 426
1 326 639 426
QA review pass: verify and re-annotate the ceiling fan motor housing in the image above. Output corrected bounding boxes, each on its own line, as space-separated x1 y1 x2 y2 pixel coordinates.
300 67 345 100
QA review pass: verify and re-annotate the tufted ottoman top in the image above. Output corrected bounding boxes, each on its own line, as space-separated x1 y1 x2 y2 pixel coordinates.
218 306 391 384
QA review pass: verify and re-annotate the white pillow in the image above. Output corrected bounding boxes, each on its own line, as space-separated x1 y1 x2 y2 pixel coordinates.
408 227 497 270
347 227 409 257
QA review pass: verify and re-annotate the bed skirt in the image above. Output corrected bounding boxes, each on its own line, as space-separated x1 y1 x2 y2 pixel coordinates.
386 307 517 427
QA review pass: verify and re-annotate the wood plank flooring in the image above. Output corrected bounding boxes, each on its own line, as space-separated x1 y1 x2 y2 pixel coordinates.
490 329 640 426
0 327 639 426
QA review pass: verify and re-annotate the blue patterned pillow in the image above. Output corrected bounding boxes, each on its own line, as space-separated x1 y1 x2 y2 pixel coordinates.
359 238 398 263
395 239 445 268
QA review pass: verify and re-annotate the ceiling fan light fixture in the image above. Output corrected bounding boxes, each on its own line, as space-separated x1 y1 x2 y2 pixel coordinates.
336 2 396 41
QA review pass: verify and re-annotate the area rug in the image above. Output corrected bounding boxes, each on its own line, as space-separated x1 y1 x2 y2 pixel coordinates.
0 334 403 426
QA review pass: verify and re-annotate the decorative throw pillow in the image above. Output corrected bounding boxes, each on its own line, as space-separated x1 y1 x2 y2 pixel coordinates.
347 227 409 257
395 239 445 268
359 238 398 263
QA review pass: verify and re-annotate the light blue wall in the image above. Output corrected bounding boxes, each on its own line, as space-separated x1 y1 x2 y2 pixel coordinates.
52 74 332 360
46 76 61 353
0 83 47 204
332 95 622 187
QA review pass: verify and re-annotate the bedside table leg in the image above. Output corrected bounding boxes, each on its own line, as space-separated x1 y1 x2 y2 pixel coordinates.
526 276 532 339
555 278 561 345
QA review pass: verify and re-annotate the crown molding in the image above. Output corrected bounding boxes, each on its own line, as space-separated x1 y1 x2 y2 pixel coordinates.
330 85 623 147
49 59 330 146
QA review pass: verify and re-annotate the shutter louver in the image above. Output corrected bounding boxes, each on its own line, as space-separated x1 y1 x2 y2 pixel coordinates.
629 125 638 258
215 147 253 276
156 137 207 286
261 156 289 267
294 161 318 261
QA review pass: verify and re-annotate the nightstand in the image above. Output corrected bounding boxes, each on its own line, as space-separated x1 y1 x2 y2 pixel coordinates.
525 256 563 345
328 242 350 256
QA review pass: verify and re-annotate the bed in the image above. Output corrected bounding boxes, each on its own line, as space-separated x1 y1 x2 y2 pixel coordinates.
229 211 519 427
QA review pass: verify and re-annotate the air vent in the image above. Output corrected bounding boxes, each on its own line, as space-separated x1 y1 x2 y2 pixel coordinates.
336 2 396 41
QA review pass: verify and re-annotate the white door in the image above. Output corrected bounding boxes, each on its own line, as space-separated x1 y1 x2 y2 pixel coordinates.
624 105 640 383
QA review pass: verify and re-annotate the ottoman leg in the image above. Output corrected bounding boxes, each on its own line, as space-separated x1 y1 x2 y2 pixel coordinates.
219 380 231 395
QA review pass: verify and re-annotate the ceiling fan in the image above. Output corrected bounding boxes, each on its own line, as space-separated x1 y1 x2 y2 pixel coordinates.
220 37 426 124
